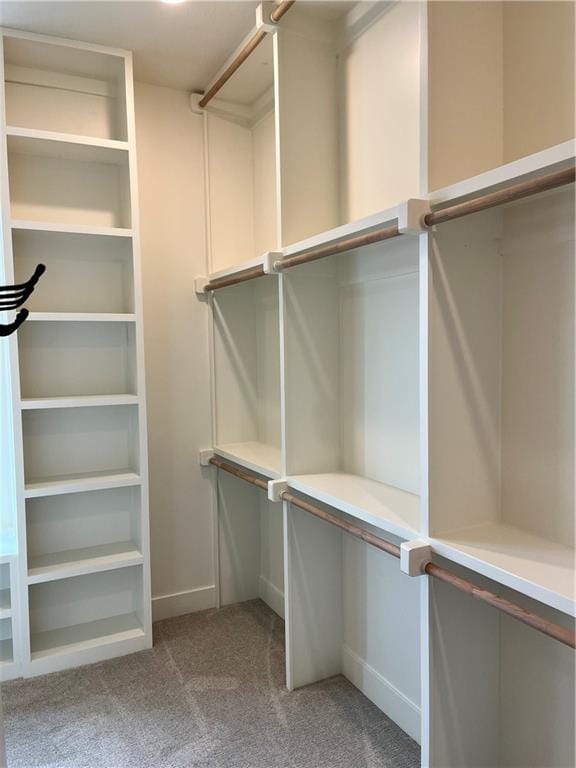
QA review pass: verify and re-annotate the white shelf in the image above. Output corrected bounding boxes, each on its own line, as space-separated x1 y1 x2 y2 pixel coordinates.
27 542 143 584
281 203 406 258
429 139 575 206
6 126 129 165
30 613 144 661
0 590 11 619
214 442 281 479
11 219 133 238
26 312 136 323
432 523 575 616
24 470 141 498
21 395 139 410
287 473 420 541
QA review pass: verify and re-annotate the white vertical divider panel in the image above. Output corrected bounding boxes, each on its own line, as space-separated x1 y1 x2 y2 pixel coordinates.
284 500 342 691
123 48 152 643
0 33 29 675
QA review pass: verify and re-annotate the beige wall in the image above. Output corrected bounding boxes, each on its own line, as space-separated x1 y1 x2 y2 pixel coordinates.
134 82 215 620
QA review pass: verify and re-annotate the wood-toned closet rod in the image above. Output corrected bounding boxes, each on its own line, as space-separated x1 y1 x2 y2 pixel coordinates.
204 265 266 292
210 457 576 650
198 0 296 108
424 165 575 227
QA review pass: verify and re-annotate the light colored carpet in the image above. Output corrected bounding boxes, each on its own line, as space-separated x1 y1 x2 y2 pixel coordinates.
3 600 420 768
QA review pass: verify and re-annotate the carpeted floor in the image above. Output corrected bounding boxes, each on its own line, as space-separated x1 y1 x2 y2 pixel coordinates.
2 600 420 768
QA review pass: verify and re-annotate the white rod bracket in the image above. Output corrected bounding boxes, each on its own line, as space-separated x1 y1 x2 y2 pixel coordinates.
400 540 432 576
189 93 205 115
267 479 288 502
398 199 431 235
199 449 215 467
262 251 284 275
258 2 280 31
195 276 210 299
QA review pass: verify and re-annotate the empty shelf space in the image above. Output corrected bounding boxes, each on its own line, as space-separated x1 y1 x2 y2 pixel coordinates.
30 613 144 661
24 470 141 498
0 638 13 665
27 312 136 323
27 541 143 584
0 530 18 560
214 442 281 479
0 590 11 618
21 395 139 410
287 473 420 541
11 219 133 238
432 523 575 616
6 127 129 163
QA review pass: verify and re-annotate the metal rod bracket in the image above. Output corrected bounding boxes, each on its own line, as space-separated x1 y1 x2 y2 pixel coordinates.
398 199 431 235
189 93 205 115
199 449 215 467
268 479 288 502
400 540 432 576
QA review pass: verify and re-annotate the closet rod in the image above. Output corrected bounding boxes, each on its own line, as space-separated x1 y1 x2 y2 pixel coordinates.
209 456 269 490
424 165 575 227
274 224 401 272
205 265 266 292
281 490 576 650
198 1 297 108
210 457 576 648
208 458 576 649
270 0 297 23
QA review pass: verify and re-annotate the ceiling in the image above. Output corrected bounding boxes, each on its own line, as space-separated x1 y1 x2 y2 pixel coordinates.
0 1 259 91
0 1 357 92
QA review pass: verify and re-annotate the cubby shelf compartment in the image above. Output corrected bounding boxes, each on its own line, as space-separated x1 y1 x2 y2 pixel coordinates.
287 474 419 541
0 591 11 619
24 470 141 499
27 542 143 585
6 127 129 163
11 219 134 238
30 613 144 663
431 524 575 617
21 395 139 410
213 442 281 480
29 567 146 671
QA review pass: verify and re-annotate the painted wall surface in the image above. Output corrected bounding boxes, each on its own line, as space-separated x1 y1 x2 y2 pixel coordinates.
134 82 215 620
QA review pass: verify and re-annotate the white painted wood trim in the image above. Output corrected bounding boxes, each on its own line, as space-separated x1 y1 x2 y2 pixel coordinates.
151 586 217 622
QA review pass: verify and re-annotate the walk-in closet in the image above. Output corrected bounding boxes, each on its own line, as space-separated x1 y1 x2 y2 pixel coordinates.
0 2 574 767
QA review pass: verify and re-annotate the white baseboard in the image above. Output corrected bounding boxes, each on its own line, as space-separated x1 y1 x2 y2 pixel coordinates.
258 575 285 619
342 644 421 743
152 585 216 622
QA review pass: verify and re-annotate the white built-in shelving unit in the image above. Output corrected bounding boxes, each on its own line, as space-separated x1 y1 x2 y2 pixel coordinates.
198 3 575 767
0 27 151 678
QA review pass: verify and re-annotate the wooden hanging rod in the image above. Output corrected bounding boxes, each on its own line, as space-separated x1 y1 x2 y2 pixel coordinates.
209 457 576 650
425 165 575 227
270 0 297 23
209 456 269 490
274 224 401 272
205 265 266 292
198 1 297 109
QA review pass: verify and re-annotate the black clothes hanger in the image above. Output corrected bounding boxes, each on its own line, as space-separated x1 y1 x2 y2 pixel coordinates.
0 264 46 310
0 264 45 336
0 308 28 337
